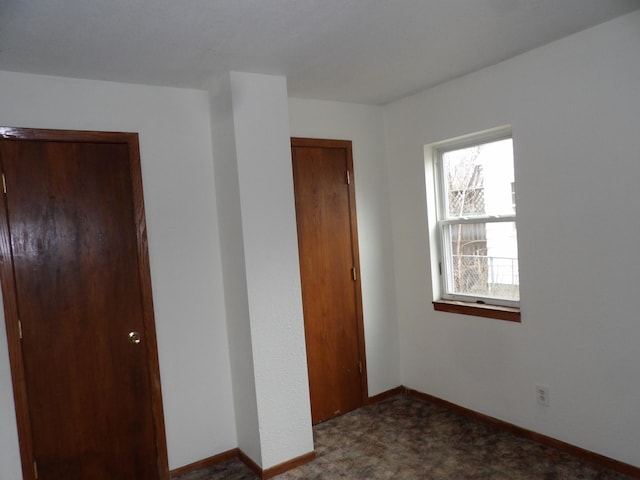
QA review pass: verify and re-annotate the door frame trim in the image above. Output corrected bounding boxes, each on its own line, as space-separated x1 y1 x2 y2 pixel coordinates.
291 137 369 412
0 127 170 480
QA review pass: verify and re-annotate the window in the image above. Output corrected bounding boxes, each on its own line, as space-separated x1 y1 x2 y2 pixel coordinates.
433 130 519 313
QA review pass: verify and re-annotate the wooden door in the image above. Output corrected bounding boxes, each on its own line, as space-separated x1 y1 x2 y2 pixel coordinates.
0 127 168 480
291 137 367 425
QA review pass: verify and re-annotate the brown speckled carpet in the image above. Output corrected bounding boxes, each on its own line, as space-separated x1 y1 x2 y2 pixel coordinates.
174 394 634 480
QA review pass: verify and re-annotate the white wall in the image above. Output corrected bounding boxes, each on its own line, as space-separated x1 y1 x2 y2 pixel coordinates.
288 99 401 396
0 71 238 474
208 73 262 464
228 72 314 469
3 8 638 475
385 10 640 467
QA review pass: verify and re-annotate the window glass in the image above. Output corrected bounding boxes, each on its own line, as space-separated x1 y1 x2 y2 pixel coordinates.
436 134 519 306
443 222 519 301
442 138 515 218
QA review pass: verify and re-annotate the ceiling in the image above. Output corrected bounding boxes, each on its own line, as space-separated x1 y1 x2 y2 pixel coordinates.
0 0 638 105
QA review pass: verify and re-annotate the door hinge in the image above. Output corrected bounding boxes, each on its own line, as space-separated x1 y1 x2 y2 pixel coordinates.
18 320 22 340
34 460 38 479
352 267 357 281
438 262 442 275
2 173 6 194
346 170 351 185
358 361 363 374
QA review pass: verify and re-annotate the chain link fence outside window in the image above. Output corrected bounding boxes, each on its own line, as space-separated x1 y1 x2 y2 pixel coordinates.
452 254 519 301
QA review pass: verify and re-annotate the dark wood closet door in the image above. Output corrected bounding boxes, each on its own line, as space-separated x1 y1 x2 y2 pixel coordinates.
291 138 367 425
0 128 168 480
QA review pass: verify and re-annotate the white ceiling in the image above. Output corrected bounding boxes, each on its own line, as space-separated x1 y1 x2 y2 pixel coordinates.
0 0 638 105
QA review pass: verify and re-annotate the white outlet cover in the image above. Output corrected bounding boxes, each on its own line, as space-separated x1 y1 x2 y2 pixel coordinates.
536 385 550 406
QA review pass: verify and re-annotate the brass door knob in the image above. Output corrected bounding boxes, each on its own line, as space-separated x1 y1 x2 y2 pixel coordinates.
128 331 142 344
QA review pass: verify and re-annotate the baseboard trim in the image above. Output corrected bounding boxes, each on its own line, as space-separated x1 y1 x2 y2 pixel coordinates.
405 387 640 479
261 451 317 479
170 389 638 479
169 448 239 477
237 450 262 477
367 386 404 404
171 448 315 479
238 449 316 480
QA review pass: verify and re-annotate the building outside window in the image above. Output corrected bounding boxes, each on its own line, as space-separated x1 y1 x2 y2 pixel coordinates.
434 131 519 307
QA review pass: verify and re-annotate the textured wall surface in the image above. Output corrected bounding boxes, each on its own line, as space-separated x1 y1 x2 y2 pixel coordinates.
385 11 640 468
208 72 262 465
0 71 238 474
230 72 314 469
288 98 401 397
2 9 638 478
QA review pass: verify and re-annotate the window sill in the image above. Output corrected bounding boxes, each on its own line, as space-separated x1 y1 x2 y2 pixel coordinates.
433 300 521 323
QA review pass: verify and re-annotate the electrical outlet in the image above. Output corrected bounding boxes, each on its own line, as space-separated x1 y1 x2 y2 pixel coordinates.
536 385 549 406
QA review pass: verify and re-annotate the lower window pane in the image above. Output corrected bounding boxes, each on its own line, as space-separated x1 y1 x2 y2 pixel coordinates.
445 222 519 301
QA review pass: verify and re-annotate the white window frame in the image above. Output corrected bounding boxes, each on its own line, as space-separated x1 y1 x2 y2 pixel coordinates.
433 128 519 308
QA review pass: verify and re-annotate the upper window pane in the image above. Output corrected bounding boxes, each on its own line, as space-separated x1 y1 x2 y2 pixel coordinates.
442 138 515 218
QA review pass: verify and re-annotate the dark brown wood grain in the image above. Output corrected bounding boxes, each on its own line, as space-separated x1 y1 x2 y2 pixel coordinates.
0 144 36 480
261 451 316 479
126 133 170 480
366 386 404 405
291 137 367 425
0 127 168 479
169 449 240 477
433 299 521 322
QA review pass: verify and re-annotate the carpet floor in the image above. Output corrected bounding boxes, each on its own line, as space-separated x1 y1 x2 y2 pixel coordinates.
174 394 634 479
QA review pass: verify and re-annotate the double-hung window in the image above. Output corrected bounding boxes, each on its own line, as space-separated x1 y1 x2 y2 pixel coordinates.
434 130 519 312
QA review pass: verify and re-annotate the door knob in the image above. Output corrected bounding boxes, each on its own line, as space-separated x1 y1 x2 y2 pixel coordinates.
128 331 142 344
